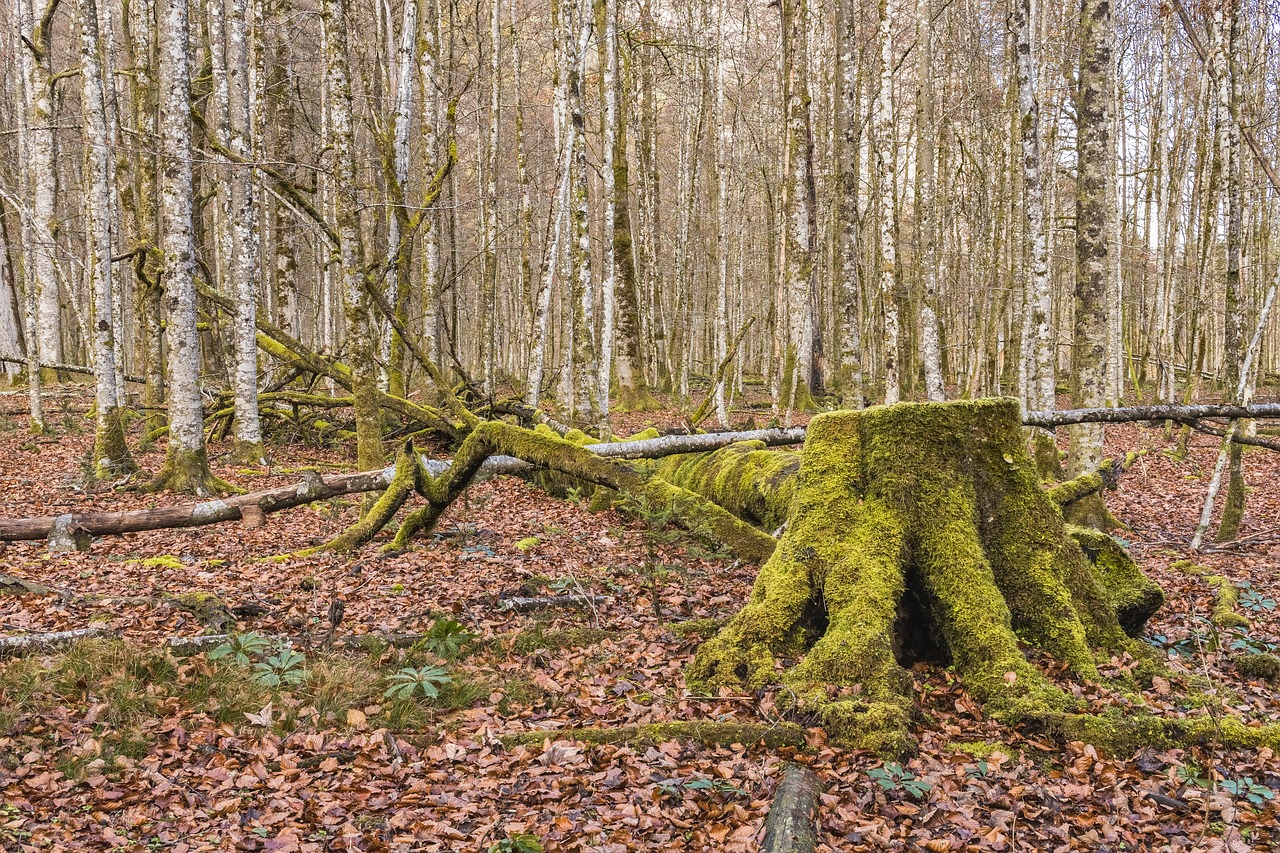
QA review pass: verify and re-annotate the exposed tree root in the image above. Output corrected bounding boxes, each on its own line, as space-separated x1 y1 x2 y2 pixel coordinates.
498 720 806 750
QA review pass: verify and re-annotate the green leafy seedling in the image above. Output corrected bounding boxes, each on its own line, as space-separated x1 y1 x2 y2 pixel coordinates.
384 665 451 700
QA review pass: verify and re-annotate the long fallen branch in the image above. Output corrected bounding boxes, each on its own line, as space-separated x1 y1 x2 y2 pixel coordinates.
761 765 824 853
0 427 805 543
1022 403 1280 428
0 627 115 658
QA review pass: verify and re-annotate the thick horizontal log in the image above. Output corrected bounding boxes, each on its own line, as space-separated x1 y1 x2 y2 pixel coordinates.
0 627 115 658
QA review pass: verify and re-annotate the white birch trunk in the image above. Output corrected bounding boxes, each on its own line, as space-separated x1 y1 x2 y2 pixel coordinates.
12 0 44 428
80 0 134 476
480 0 500 397
712 0 731 428
914 0 943 401
596 0 619 425
874 0 900 404
226 0 264 461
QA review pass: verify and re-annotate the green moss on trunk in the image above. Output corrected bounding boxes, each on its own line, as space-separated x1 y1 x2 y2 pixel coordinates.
93 407 136 479
150 447 235 496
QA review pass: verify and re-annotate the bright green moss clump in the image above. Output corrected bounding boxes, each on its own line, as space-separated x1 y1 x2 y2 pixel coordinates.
687 398 1166 756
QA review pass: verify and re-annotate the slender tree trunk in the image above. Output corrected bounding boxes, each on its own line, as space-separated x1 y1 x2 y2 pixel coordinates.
152 0 225 494
914 0 943 401
595 0 618 426
835 0 863 409
874 0 900 404
480 0 500 398
566 0 598 427
80 0 135 476
384 0 417 397
225 0 264 463
1066 0 1115 527
323 0 385 477
13 0 45 430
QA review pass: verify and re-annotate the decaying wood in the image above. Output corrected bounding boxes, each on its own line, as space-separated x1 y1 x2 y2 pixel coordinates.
164 631 434 655
760 765 824 853
497 594 612 613
498 720 806 750
0 627 115 658
0 426 805 543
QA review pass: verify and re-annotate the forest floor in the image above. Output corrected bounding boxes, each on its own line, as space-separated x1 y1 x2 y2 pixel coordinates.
1 389 1279 852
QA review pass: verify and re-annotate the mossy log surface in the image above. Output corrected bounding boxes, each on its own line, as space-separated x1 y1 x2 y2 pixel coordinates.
686 399 1167 757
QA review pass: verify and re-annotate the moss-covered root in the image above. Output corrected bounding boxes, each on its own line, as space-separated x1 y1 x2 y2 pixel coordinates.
150 447 237 497
651 440 800 532
1170 560 1249 629
499 720 806 751
1067 526 1164 636
1042 708 1280 756
319 441 417 553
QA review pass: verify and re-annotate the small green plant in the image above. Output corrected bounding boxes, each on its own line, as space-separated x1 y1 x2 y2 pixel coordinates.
383 665 451 700
417 618 475 659
253 642 307 687
209 632 272 666
1237 582 1277 614
488 833 543 853
867 762 931 799
1219 777 1277 809
654 776 746 800
1176 763 1211 788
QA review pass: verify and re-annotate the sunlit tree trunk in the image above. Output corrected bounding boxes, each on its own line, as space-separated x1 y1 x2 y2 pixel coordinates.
384 0 416 397
595 0 618 426
480 0 499 397
712 0 731 428
13 0 45 430
566 0 599 427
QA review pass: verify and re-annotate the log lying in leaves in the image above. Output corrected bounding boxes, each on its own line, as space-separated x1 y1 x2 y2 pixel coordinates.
1022 402 1280 428
498 720 806 750
761 765 824 853
164 632 434 655
0 426 803 544
0 627 115 658
496 594 612 613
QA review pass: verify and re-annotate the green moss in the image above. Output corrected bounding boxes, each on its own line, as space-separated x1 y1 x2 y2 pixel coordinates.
666 618 726 639
687 399 1166 755
1235 653 1280 681
515 536 541 552
651 441 800 532
228 438 269 467
510 627 613 654
150 446 236 497
498 720 806 750
1066 526 1164 637
1043 707 1280 756
169 591 229 624
1206 577 1249 628
948 740 1011 759
137 554 184 570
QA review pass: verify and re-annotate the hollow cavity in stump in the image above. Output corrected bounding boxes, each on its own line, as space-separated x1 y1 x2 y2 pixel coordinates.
686 399 1164 756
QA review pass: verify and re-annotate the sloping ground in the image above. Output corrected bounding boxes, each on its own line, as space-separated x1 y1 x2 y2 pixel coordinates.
0 401 1278 852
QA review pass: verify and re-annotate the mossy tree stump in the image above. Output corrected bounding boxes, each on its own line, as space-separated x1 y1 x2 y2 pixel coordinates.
687 399 1164 756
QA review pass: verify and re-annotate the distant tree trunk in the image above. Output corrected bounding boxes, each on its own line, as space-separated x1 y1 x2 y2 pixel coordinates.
17 0 64 374
152 0 226 494
480 0 500 398
1067 0 1115 527
1013 0 1056 472
874 0 900 404
384 0 417 398
418 0 442 372
323 0 385 478
512 9 534 392
595 0 619 427
712 1 731 428
1214 0 1246 541
566 0 599 427
80 0 135 477
914 0 943 401
225 0 265 464
778 0 821 417
13 0 45 430
835 0 863 409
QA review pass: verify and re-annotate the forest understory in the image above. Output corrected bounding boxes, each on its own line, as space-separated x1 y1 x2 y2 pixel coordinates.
1 388 1279 852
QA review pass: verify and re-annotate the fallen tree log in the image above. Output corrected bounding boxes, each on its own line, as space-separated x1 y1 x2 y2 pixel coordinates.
761 766 824 853
0 355 145 384
498 720 806 750
0 426 805 543
0 627 115 658
496 594 612 613
1022 402 1280 428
